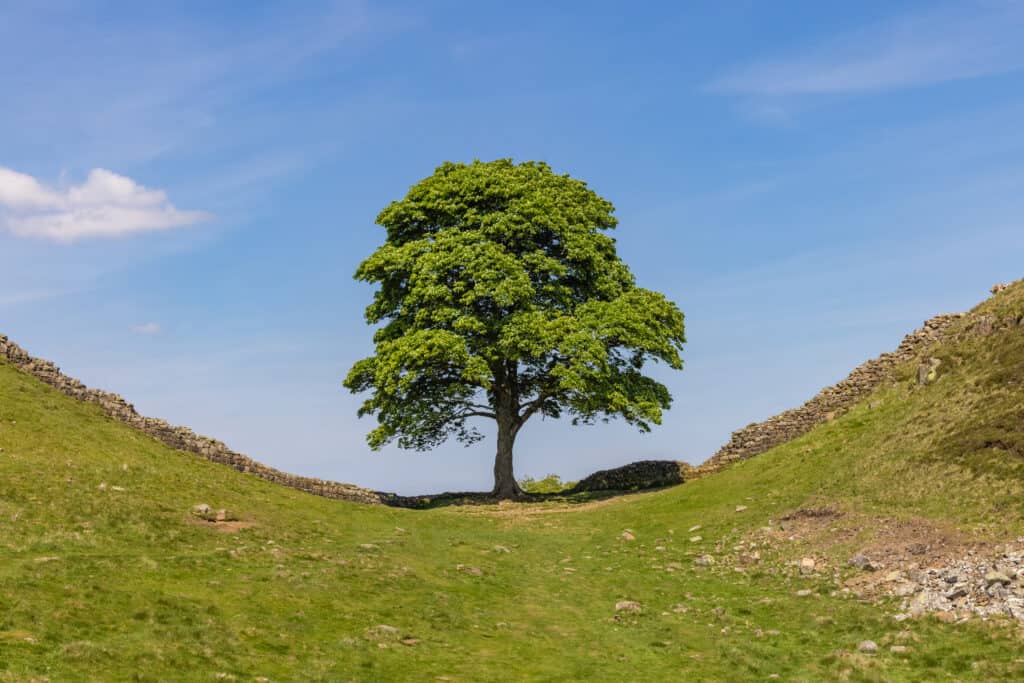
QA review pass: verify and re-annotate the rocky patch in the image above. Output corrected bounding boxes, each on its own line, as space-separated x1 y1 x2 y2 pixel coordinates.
888 541 1024 621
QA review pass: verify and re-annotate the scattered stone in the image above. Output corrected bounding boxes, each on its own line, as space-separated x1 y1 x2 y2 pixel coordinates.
373 624 399 634
916 357 941 385
985 571 1011 587
892 613 910 622
615 600 642 613
621 531 636 542
689 536 703 543
849 554 878 571
694 555 715 566
799 557 816 575
795 589 813 597
214 509 235 522
890 645 908 654
945 587 968 601
740 551 761 565
906 542 928 556
735 505 748 513
688 525 702 532
191 505 237 523
456 564 483 576
857 640 878 653
986 583 1008 599
400 638 420 646
492 545 511 553
893 583 918 597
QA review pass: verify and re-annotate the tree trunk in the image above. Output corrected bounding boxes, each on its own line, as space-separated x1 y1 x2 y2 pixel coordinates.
491 412 525 499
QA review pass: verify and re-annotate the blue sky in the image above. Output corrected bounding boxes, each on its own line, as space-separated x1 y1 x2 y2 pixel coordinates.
2 1 1023 494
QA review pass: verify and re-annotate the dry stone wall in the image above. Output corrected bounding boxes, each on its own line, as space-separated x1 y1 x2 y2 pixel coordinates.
569 459 695 493
0 334 402 506
4 281 1018 505
696 312 968 476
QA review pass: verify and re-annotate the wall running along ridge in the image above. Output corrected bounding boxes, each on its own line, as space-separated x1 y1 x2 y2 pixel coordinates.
695 314 962 475
1 282 1017 504
0 335 402 506
696 281 1021 476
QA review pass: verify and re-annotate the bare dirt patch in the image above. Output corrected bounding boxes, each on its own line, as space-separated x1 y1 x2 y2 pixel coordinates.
464 491 653 519
191 519 256 533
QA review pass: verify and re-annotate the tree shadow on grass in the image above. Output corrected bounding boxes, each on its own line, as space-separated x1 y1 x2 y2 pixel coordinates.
386 488 625 510
386 460 692 510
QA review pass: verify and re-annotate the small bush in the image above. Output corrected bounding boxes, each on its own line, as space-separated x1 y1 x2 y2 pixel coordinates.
518 474 576 494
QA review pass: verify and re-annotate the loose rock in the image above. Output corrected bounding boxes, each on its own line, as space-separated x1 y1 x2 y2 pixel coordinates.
849 554 878 571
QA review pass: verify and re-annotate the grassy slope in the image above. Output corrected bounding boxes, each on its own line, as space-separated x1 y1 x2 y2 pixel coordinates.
1 282 1022 682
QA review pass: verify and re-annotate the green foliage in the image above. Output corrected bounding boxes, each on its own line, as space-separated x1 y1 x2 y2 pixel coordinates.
518 473 577 494
344 159 686 460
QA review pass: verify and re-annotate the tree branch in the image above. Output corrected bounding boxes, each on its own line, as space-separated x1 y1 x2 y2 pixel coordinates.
518 391 555 424
457 409 497 420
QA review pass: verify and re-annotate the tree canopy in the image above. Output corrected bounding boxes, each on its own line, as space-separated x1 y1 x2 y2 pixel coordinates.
345 159 685 498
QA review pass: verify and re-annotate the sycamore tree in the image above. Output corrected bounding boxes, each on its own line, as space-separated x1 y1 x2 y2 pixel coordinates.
345 160 685 499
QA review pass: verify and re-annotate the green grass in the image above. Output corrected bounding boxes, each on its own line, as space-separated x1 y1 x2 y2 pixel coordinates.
1 282 1023 681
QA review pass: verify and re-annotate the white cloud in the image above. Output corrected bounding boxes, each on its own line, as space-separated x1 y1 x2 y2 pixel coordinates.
131 322 163 335
0 167 210 242
709 4 1024 96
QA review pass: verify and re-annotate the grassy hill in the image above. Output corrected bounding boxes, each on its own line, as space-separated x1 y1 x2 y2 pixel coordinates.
1 281 1023 681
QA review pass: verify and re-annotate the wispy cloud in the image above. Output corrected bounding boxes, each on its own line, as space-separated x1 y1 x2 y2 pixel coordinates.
0 288 70 309
0 2 410 175
709 3 1024 96
0 167 210 242
131 322 163 335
